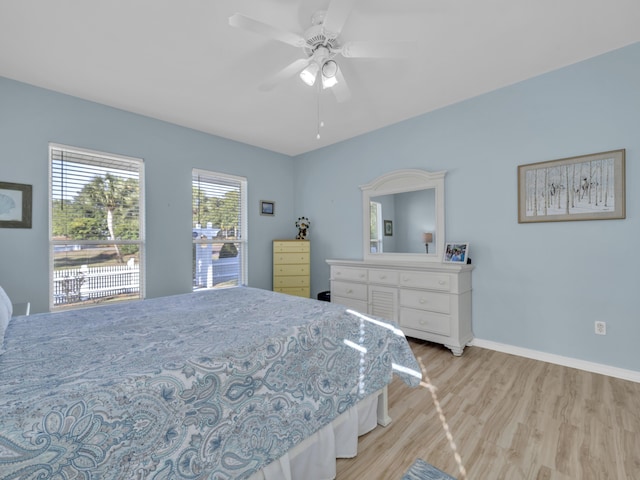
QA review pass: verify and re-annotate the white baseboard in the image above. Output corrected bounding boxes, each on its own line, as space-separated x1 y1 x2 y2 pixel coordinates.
470 338 640 384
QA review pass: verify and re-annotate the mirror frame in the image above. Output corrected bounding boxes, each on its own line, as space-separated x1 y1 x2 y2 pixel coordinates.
361 169 446 263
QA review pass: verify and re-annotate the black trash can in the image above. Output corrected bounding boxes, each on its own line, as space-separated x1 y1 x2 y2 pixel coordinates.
317 291 331 302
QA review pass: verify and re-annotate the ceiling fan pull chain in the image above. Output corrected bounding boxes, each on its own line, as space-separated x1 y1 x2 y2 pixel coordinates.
316 83 323 139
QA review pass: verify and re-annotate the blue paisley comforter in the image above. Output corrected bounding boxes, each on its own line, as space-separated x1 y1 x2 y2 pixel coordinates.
0 287 420 479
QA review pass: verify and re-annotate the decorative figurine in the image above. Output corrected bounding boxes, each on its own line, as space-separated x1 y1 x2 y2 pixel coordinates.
295 216 310 240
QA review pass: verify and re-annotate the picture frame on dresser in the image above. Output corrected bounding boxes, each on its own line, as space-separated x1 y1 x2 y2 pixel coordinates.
443 243 469 264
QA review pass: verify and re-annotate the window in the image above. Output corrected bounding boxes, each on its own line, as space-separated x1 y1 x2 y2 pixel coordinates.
370 201 383 253
192 169 247 290
49 144 144 309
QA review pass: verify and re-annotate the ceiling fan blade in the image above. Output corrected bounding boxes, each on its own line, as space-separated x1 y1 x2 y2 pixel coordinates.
322 0 358 39
229 13 305 48
259 58 311 91
340 40 414 58
331 68 351 103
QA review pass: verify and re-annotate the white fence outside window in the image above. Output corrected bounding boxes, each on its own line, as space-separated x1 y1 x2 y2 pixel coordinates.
53 263 140 306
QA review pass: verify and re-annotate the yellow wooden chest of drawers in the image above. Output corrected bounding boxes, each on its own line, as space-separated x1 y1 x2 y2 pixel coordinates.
273 240 310 298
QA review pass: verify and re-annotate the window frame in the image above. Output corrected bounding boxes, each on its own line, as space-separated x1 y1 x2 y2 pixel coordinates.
192 168 248 290
48 143 146 310
370 200 383 253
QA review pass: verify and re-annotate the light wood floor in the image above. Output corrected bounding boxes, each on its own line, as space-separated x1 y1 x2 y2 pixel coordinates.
336 339 640 480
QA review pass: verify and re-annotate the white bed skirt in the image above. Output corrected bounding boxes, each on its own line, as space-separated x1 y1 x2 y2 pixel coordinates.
249 390 382 480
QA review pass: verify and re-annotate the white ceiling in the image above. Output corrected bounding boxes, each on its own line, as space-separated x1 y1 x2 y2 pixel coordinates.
1 0 639 156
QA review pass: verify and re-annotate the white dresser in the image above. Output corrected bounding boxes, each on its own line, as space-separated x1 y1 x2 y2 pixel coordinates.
327 259 473 356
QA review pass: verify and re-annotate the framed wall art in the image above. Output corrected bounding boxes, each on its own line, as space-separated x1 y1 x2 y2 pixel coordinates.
384 220 393 236
443 242 469 264
0 181 32 228
518 149 625 223
260 200 275 216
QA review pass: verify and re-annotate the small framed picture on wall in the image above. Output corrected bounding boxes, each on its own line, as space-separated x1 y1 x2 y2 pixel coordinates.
260 200 275 216
384 220 393 236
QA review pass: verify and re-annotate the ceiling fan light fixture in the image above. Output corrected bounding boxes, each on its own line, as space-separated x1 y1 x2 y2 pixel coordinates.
322 73 338 89
299 62 319 86
322 59 338 78
321 59 338 89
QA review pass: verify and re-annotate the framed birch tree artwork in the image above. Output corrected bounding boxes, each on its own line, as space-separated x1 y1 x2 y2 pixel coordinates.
518 149 625 223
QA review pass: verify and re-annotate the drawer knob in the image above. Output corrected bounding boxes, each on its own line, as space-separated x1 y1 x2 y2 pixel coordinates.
419 298 427 304
439 280 446 285
346 289 353 294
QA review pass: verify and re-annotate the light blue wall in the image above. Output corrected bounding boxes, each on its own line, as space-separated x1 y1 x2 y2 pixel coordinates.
295 42 640 372
0 77 295 313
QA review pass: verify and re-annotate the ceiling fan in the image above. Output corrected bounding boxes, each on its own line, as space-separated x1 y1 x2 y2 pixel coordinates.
229 0 411 103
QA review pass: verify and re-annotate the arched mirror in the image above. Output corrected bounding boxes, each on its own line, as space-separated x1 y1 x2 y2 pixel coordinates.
361 169 445 263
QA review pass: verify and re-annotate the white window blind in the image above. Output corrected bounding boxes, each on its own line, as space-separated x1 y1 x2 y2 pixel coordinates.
192 169 247 290
49 144 144 308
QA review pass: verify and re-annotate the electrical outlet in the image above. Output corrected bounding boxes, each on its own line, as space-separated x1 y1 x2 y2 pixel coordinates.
595 321 607 335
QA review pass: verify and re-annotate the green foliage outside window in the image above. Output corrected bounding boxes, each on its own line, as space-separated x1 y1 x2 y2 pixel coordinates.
53 174 140 259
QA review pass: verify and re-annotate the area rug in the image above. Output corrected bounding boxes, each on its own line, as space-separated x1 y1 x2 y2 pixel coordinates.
401 458 457 480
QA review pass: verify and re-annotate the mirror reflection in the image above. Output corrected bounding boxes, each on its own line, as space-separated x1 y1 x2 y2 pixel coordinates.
370 189 436 254
361 169 445 263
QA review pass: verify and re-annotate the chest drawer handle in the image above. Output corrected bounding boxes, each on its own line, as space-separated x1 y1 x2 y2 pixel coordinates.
419 298 427 304
439 280 446 285
346 289 353 294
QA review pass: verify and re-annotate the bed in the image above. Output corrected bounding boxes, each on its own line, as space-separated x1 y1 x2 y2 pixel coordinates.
0 286 420 479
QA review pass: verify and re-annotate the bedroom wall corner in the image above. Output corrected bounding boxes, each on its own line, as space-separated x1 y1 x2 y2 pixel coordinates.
0 76 295 313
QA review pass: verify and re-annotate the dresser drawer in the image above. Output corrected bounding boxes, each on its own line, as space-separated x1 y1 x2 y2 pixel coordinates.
368 269 399 286
331 266 368 282
400 308 451 336
400 289 450 315
274 276 310 288
331 280 367 301
274 252 309 264
275 286 310 298
274 264 310 276
399 271 451 292
273 241 309 253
